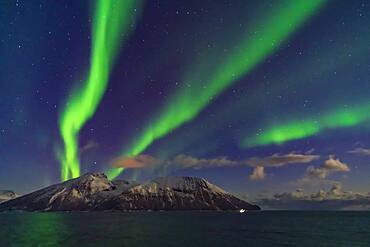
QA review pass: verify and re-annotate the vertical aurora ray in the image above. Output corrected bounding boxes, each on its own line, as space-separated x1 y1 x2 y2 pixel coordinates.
59 0 140 181
108 0 327 179
243 103 370 147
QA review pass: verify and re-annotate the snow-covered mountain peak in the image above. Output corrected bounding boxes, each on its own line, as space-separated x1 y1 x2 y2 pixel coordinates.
151 176 226 194
0 174 260 211
73 173 114 194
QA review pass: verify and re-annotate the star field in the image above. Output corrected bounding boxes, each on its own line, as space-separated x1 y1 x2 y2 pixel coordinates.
1 0 370 200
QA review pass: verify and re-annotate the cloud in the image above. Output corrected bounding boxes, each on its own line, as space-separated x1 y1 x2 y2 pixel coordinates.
110 152 319 181
305 166 327 179
80 140 99 154
302 156 350 181
246 153 319 181
249 166 265 181
171 154 239 169
348 147 370 156
258 183 370 210
171 153 319 172
323 156 350 172
111 154 161 168
246 153 319 168
329 183 342 196
111 154 240 170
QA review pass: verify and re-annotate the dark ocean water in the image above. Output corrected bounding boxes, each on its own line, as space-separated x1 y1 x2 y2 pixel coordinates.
0 211 369 246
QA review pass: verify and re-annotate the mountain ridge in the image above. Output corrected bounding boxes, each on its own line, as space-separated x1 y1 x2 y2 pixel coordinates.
0 173 260 211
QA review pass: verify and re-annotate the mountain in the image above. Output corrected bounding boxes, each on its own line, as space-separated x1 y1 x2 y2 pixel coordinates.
0 190 17 203
0 173 260 211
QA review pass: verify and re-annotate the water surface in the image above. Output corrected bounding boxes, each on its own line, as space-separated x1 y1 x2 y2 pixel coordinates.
0 211 369 246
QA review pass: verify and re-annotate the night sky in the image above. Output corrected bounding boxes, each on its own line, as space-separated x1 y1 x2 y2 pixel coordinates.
1 0 370 203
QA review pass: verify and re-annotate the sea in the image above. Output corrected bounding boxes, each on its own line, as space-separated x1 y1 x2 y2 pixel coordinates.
0 211 369 246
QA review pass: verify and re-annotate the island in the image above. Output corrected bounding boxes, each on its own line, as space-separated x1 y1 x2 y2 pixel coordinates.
0 173 260 212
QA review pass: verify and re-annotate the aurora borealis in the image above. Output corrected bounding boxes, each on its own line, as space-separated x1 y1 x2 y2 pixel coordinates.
59 0 140 180
2 0 370 201
107 0 327 179
243 102 370 147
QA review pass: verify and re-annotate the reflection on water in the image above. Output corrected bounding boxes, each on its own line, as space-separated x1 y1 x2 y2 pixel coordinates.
3 212 65 246
0 211 370 246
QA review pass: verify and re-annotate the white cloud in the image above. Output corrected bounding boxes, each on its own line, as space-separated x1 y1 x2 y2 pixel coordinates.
246 153 319 168
246 153 319 181
171 154 239 169
302 156 350 181
249 166 265 181
348 147 370 156
323 156 350 172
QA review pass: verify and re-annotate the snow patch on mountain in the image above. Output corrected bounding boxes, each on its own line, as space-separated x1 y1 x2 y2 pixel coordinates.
0 190 17 203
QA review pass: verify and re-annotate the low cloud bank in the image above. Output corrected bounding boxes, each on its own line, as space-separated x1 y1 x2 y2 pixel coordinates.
259 183 370 210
